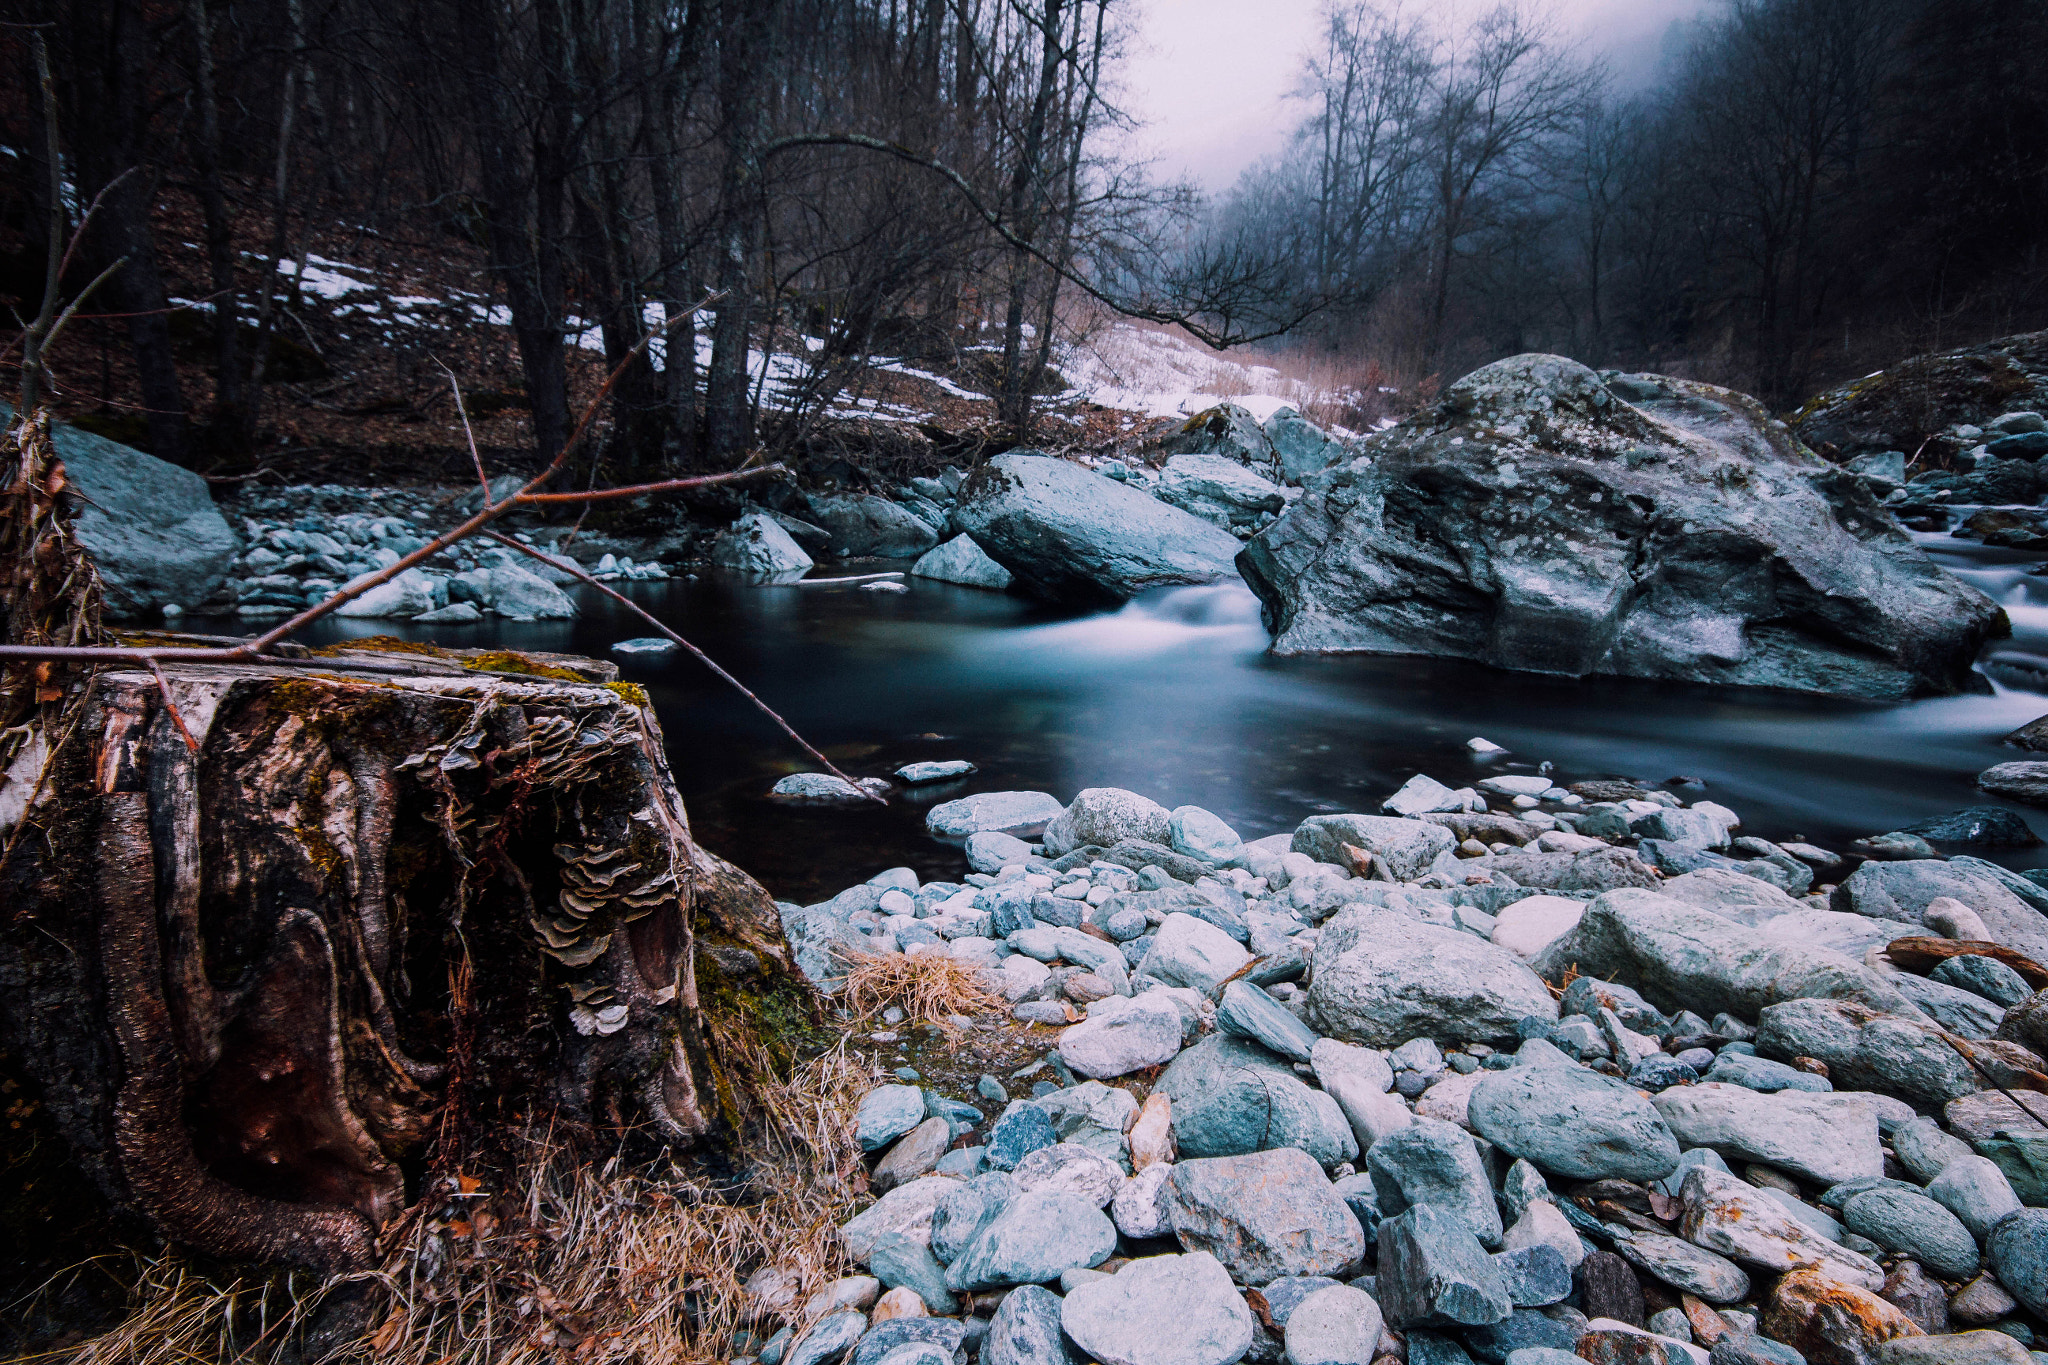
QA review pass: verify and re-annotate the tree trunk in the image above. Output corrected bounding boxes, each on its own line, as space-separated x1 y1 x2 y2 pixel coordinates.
0 643 809 1276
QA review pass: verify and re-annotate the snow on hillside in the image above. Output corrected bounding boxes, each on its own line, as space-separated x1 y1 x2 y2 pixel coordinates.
250 248 1369 437
1056 321 1368 432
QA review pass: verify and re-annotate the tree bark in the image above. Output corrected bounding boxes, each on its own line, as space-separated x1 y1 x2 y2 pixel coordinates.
0 644 807 1275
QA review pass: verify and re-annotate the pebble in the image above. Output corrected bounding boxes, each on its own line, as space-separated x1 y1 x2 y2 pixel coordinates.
1612 1232 1750 1304
984 1102 1057 1171
1841 1187 1981 1279
1578 1251 1647 1327
1709 1336 1807 1365
873 1118 953 1191
1012 1143 1123 1206
1762 1268 1924 1365
867 1233 959 1315
984 1283 1080 1365
857 1085 928 1152
854 1320 967 1365
1492 1245 1573 1307
786 1310 868 1365
1217 979 1321 1061
1377 1204 1513 1329
1502 1201 1584 1270
1258 1275 1344 1326
1368 1116 1503 1247
1893 1117 1975 1183
1058 993 1186 1078
1880 1261 1950 1335
867 1285 926 1322
1060 1252 1255 1365
1129 1092 1176 1170
840 1177 956 1261
1681 1166 1883 1288
1278 1283 1381 1365
1168 1147 1367 1282
1926 1156 2022 1242
1873 1334 2036 1365
1467 1065 1681 1182
1112 1162 1175 1238
941 1189 1116 1291
1989 1209 2048 1318
1949 1272 2019 1325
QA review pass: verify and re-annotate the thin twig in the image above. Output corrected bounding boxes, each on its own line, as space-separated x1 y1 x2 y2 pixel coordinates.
440 358 492 505
1939 1030 2048 1130
146 659 201 753
477 530 886 806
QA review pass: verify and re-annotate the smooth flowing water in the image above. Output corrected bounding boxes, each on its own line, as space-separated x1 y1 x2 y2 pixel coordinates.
286 531 2048 904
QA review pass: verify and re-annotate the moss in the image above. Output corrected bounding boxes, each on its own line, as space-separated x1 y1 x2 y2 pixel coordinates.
309 635 454 660
294 823 345 881
603 681 650 708
462 651 585 682
698 951 831 1071
268 676 406 744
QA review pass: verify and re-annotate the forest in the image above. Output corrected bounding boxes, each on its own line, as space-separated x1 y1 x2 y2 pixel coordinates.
1 0 2046 477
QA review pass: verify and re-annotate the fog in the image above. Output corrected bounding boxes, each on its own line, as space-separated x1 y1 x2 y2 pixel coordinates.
1123 0 1713 191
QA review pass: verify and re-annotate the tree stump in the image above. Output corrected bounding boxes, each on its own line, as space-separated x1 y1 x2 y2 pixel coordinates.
0 640 808 1274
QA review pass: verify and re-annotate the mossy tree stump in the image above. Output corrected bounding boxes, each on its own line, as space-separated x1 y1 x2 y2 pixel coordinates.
0 641 809 1273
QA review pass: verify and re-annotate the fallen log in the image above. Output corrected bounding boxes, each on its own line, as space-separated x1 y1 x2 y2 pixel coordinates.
1882 934 2048 988
0 639 811 1275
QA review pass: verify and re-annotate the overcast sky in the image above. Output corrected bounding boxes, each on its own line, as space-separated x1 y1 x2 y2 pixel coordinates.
1117 0 1713 193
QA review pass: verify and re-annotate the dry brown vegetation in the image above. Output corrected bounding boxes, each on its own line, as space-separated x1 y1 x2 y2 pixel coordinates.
841 950 1011 1033
19 1045 878 1365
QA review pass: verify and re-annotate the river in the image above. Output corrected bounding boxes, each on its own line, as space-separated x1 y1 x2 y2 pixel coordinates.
274 529 2048 904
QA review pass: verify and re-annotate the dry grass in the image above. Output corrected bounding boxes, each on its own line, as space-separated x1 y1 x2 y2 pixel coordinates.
17 1046 880 1365
840 950 1008 1033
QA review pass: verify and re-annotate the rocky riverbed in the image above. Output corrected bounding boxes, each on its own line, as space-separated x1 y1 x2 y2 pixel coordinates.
742 762 2048 1365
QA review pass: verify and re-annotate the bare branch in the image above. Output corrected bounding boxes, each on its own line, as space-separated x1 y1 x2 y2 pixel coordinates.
477 530 886 806
758 133 1320 348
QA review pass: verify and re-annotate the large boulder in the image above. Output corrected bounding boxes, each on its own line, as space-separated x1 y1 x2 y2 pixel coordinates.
911 534 1011 590
1528 889 1926 1020
951 452 1246 606
1156 1034 1358 1165
711 510 814 577
1237 356 2001 699
1753 999 1981 1107
27 407 238 616
1307 908 1558 1046
1293 814 1456 881
1152 402 1283 480
1060 1253 1253 1365
806 493 942 558
1151 454 1288 532
1655 1084 1885 1185
1044 788 1171 854
484 564 576 620
1791 330 2048 463
1265 407 1349 484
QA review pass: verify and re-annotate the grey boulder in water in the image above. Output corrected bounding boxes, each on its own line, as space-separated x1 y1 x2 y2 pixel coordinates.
9 403 239 618
952 452 1245 606
1236 354 2003 699
912 534 1013 590
710 510 813 577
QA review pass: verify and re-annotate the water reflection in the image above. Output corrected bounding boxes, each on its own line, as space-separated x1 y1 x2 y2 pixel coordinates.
284 558 2048 903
